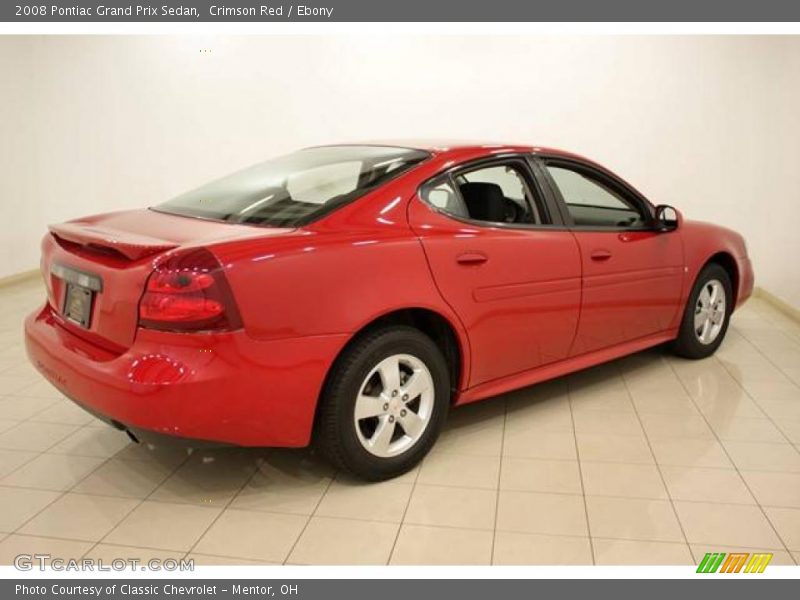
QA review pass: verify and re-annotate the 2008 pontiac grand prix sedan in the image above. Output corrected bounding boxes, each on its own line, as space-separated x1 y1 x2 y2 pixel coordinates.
25 142 754 480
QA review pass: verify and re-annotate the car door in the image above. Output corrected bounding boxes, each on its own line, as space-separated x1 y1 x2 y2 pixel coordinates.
535 157 684 356
408 157 582 388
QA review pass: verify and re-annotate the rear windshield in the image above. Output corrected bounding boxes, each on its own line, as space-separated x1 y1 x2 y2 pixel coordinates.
153 146 429 227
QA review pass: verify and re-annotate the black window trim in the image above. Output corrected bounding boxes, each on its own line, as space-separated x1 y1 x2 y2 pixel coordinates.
532 154 657 232
417 154 567 231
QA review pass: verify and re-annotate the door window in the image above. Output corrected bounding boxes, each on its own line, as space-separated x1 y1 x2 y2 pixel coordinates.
546 165 648 229
422 162 547 226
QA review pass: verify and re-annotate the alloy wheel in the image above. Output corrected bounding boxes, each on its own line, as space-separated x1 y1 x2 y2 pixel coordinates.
353 353 434 458
694 279 727 345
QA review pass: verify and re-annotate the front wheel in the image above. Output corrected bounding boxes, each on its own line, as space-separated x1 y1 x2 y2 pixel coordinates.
316 326 450 481
672 263 733 359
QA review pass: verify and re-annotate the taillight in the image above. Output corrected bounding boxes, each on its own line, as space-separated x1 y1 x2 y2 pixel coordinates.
138 248 242 332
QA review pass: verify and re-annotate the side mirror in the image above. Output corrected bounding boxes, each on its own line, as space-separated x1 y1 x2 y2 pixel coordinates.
654 204 680 232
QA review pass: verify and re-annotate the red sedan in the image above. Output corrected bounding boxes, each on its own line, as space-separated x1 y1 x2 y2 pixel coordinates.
25 142 754 480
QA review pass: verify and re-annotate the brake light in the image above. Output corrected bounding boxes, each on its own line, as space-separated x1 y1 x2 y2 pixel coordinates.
138 248 242 332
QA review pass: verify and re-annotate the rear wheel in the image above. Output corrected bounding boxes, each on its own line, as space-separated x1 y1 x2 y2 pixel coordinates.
672 263 733 359
316 326 450 480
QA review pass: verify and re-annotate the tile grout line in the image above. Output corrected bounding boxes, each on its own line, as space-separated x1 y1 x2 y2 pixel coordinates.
3 480 797 509
566 377 596 566
179 452 267 562
488 397 507 565
617 361 695 562
80 447 193 559
4 523 791 556
718 329 800 447
280 459 337 565
727 322 794 367
0 449 44 481
7 409 147 518
733 301 800 367
0 409 82 455
386 452 423 565
0 388 121 479
665 353 798 565
2 286 799 565
0 448 190 492
712 330 800 434
8 444 136 549
1 408 800 564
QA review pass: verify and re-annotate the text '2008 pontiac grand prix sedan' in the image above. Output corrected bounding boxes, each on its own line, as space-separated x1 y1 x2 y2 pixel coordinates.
25 142 754 479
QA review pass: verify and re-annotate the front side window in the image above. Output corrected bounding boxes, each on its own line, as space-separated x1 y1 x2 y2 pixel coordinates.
155 146 429 227
422 162 546 226
546 165 648 228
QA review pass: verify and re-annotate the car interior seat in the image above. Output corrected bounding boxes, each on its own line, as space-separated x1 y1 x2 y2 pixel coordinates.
458 182 507 222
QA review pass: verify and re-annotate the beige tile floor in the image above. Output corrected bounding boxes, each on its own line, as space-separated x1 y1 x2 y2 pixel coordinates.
1 277 799 566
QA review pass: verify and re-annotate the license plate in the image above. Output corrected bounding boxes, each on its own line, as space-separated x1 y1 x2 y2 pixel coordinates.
63 283 94 328
51 263 102 329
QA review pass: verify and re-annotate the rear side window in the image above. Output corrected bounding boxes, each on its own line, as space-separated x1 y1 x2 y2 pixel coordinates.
424 179 466 217
457 165 545 224
421 161 548 226
155 146 429 227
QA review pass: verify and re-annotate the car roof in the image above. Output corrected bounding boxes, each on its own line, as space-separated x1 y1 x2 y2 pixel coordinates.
312 140 593 162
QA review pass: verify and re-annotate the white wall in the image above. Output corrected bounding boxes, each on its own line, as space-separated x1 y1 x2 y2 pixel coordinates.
2 35 799 307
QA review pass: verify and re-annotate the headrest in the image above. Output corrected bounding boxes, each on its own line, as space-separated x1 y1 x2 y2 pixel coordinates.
458 182 506 222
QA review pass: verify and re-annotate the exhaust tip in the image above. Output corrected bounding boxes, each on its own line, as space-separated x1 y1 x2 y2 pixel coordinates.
108 419 139 443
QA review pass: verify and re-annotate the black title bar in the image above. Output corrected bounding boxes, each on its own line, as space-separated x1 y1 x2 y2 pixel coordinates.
5 579 800 600
4 0 800 22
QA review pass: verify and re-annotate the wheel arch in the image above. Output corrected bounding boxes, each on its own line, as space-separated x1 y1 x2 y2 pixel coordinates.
318 307 468 412
704 251 740 306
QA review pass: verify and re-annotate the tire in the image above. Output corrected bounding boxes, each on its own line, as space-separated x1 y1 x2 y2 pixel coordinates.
672 263 733 359
315 326 450 481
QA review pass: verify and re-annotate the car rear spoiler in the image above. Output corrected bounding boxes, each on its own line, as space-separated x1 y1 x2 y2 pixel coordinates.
48 222 178 261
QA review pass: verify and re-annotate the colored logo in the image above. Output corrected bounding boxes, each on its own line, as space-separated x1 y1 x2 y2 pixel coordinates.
696 552 773 573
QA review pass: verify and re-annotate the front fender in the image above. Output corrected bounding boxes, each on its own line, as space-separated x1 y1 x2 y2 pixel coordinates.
678 220 754 315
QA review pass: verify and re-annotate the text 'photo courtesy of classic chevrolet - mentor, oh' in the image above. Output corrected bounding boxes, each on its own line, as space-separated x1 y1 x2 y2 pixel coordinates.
24 142 754 480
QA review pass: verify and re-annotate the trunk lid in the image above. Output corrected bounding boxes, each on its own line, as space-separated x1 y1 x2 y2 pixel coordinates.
43 209 293 350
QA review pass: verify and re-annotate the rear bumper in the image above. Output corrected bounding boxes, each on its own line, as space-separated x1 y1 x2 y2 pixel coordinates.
24 304 348 447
